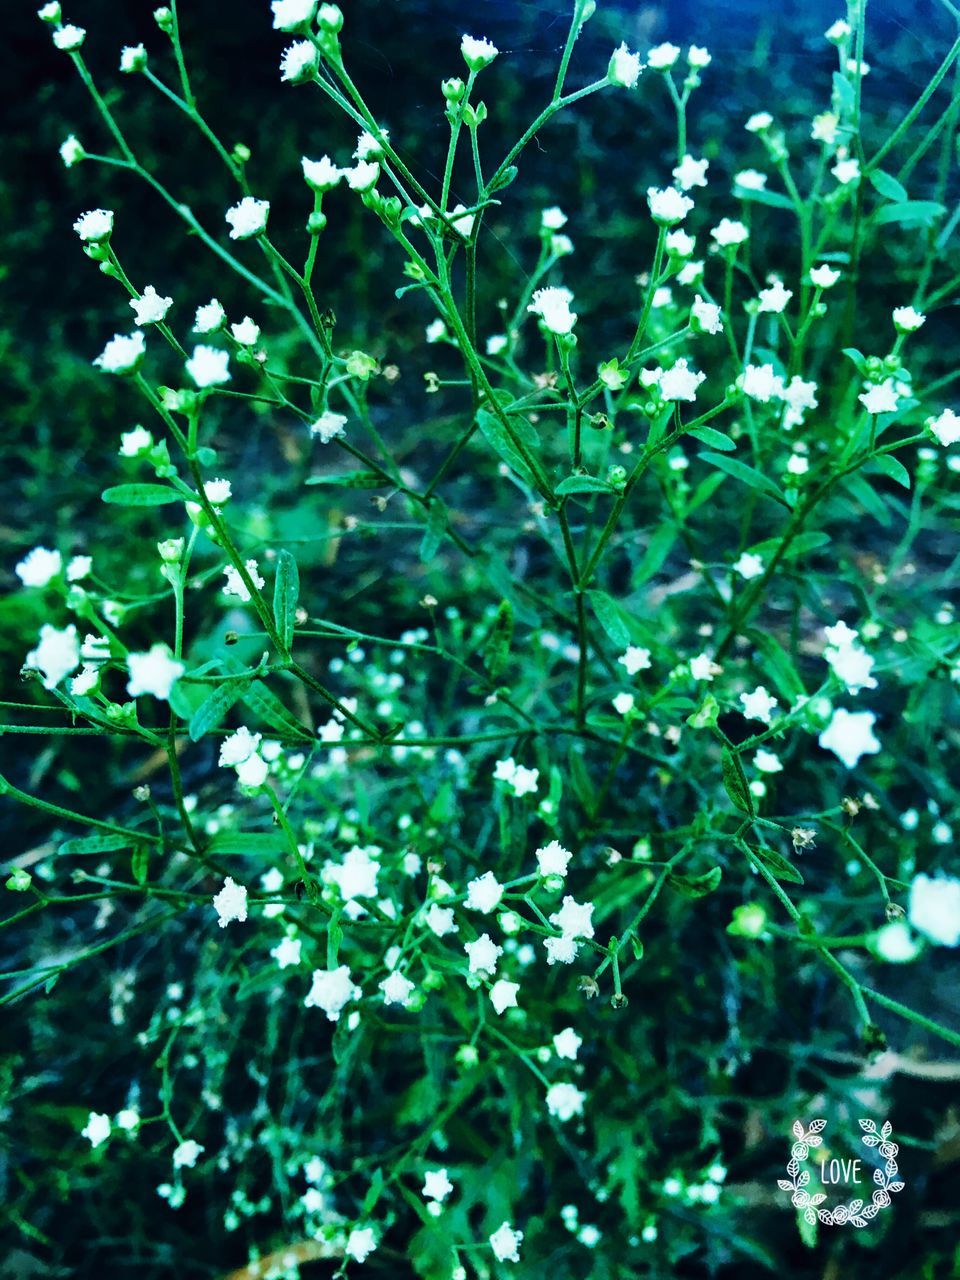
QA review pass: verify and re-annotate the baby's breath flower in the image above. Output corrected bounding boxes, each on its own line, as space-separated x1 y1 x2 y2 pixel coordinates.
672 155 708 190
380 969 416 1007
130 285 172 326
425 903 458 936
305 965 361 1020
464 933 502 976
37 3 62 22
271 0 317 30
734 168 767 191
213 876 248 927
53 24 86 51
647 186 694 224
74 208 114 243
739 686 778 723
422 1169 454 1202
489 1222 523 1263
811 111 840 145
302 155 342 191
461 34 499 71
550 895 594 940
527 286 577 335
647 42 681 71
859 380 899 415
223 559 264 602
782 375 818 426
739 362 784 402
193 298 225 334
745 111 773 132
691 294 722 335
535 840 572 877
832 156 860 185
546 1081 586 1122
126 644 184 700
94 331 146 375
465 871 504 913
677 259 704 285
225 196 270 239
81 1112 111 1148
757 279 792 314
186 344 230 388
825 18 852 42
687 45 711 67
927 408 960 446
490 979 520 1014
172 1140 204 1169
892 305 925 333
25 624 80 689
120 43 147 73
310 410 347 443
16 547 62 587
230 316 260 346
666 228 695 257
280 39 318 82
618 645 652 674
809 263 840 288
754 748 783 773
553 1027 582 1059
607 43 643 88
908 874 960 947
710 217 749 248
733 551 764 580
60 134 85 167
346 160 380 192
67 555 91 581
659 358 705 401
345 1227 377 1264
690 653 719 681
818 708 881 768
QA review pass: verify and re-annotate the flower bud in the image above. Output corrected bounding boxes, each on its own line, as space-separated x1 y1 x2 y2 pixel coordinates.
6 868 32 892
153 6 173 32
158 537 184 564
38 2 62 22
442 77 465 103
317 3 343 32
463 102 487 128
307 210 328 235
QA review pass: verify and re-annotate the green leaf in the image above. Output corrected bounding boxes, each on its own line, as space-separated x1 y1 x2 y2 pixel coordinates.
868 169 908 202
869 453 911 489
483 600 513 679
476 408 538 488
872 200 946 228
305 470 384 488
699 451 787 507
101 483 181 507
751 531 830 561
843 471 892 526
273 550 300 652
687 425 735 451
797 1207 818 1249
747 629 806 702
633 523 676 586
735 187 796 211
587 590 631 647
188 678 251 742
555 474 618 495
721 749 754 814
240 680 314 741
489 164 518 192
131 845 149 886
832 70 855 116
59 834 133 855
207 831 287 855
748 843 804 885
419 498 448 562
842 347 868 376
669 866 723 898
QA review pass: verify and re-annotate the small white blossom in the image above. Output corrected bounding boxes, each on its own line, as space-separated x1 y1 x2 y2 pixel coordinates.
733 551 764 580
223 559 265 602
734 168 767 191
688 45 711 67
280 39 318 82
928 408 960 446
608 42 643 88
230 316 260 346
67 555 91 581
659 358 705 401
859 380 899 415
465 871 504 913
422 1169 454 1202
739 363 784 402
28 623 82 690
271 936 302 968
710 218 749 248
16 547 62 587
528 286 577 335
193 299 225 334
546 1081 586 1122
689 653 719 682
311 410 348 443
647 42 681 70
346 160 380 192
94 331 145 375
672 154 709 190
425 903 458 936
173 1140 204 1169
213 876 248 927
464 933 502 976
225 197 270 240
490 1222 523 1263
832 156 861 185
74 208 113 243
825 18 851 41
619 645 652 675
908 874 960 947
186 345 231 388
81 1112 111 1148
130 285 172 326
305 965 361 1020
691 295 723 334
544 934 579 965
60 134 84 167
126 644 184 700
647 186 694 225
666 228 695 257
745 111 773 132
119 43 147 73
461 34 498 71
818 707 881 768
345 1227 377 1264
553 1027 582 1059
536 840 572 877
53 24 86 50
380 969 416 1007
754 748 783 774
271 0 317 30
302 155 342 192
812 111 840 145
490 978 520 1014
757 279 793 314
892 305 925 333
739 685 778 724
550 895 594 940
204 477 232 505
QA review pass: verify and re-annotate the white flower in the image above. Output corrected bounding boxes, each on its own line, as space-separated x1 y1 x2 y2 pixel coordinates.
818 707 881 768
461 34 498 70
425 318 448 344
236 754 269 787
173 1139 204 1169
528 286 577 335
536 840 572 877
345 1226 377 1264
826 18 851 41
872 920 921 963
16 547 62 587
832 156 861 185
126 644 184 700
220 726 261 768
116 1108 140 1131
53 23 86 50
859 380 899 415
70 664 99 696
60 134 84 167
354 129 387 161
311 410 348 443
893 305 925 332
550 895 594 940
745 111 773 132
659 358 705 401
647 42 681 70
734 168 767 191
130 285 172 326
618 645 652 675
323 845 380 903
691 295 723 335
672 155 709 191
908 874 960 947
204 477 232 505
647 186 694 225
230 316 260 345
486 334 508 355
213 876 248 927
757 279 793 314
613 692 635 716
305 965 361 1020
280 39 318 82
464 933 502 976
425 903 458 936
186 345 230 388
739 363 784 402
82 1112 111 1148
225 197 270 240
379 970 416 1007
825 636 877 695
450 203 475 238
490 979 520 1014
271 0 317 30
37 3 62 22
271 936 302 968
67 555 92 581
811 111 840 145
754 748 783 773
119 43 147 73
465 871 504 913
223 559 265 602
608 42 643 87
739 686 778 723
346 161 380 192
302 155 342 192
824 620 859 649
489 1222 523 1263
733 551 764 580
688 45 711 67
782 375 819 426
193 299 225 334
689 653 718 681
422 1169 454 1202
493 757 540 797
928 408 960 446
667 228 695 257
710 218 749 248
553 1027 582 1059
787 453 810 475
74 209 114 243
94 331 145 375
677 259 704 285
546 1081 586 1122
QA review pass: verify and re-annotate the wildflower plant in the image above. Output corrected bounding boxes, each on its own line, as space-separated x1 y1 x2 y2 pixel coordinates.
5 0 960 1274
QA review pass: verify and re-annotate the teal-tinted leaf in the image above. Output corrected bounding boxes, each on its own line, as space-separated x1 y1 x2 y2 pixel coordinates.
751 531 830 561
868 169 908 202
832 70 855 115
844 471 892 526
736 187 796 212
634 523 676 586
101 483 181 507
873 200 946 228
273 550 300 652
306 470 384 488
869 453 911 489
749 843 804 885
419 498 448 562
59 834 133 855
483 600 513 678
131 845 149 886
555 474 618 495
240 680 314 741
722 749 754 814
207 831 286 855
476 408 538 487
669 865 722 897
489 164 518 193
842 348 868 376
687 425 735 451
188 678 251 742
587 590 631 647
747 629 806 701
699 451 788 507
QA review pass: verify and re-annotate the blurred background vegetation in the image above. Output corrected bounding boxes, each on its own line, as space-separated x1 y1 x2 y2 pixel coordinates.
3 1 960 1277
